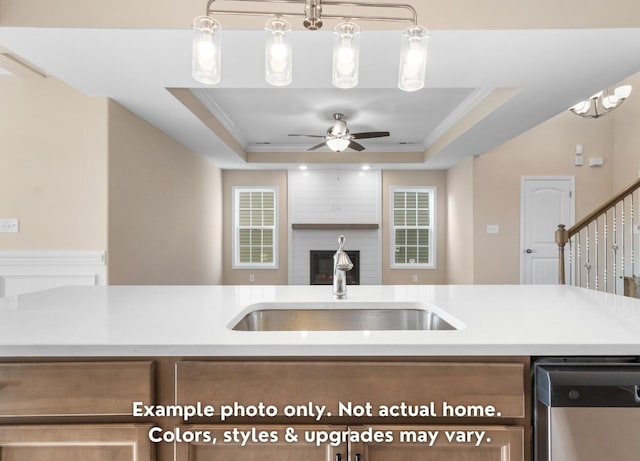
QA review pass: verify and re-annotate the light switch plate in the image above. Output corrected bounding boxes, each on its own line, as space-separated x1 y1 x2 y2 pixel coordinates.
0 218 18 233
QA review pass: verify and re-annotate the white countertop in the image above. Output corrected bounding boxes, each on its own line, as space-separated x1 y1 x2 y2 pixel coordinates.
1 284 640 357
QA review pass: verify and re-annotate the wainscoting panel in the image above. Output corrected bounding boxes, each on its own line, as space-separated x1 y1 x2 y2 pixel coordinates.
0 251 107 298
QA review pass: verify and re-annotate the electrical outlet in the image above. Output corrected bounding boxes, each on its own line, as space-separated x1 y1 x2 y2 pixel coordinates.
412 274 419 283
249 274 255 282
0 218 18 233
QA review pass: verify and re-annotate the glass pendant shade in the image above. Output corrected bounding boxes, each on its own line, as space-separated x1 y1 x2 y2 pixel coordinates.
615 85 633 100
603 85 633 108
332 21 360 89
570 100 591 115
326 138 351 152
265 17 292 87
398 25 429 92
192 16 221 85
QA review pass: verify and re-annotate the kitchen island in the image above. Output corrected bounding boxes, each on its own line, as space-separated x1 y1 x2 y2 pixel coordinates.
0 284 639 356
1 284 639 461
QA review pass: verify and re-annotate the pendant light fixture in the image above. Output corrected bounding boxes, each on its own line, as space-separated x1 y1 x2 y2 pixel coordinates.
569 85 632 118
398 25 429 92
332 21 360 89
192 15 221 85
265 17 292 87
192 0 427 91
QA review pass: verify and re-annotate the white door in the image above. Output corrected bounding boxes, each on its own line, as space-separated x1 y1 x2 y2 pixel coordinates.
521 177 575 284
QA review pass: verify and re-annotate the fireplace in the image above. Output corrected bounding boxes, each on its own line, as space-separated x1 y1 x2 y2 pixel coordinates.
309 250 360 285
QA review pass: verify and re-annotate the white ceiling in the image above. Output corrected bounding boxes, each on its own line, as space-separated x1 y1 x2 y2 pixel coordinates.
1 26 640 169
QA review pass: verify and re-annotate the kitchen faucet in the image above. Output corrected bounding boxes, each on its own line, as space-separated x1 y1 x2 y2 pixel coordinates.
333 235 353 299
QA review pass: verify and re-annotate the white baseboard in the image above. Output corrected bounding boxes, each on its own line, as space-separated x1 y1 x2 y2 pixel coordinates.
0 251 107 298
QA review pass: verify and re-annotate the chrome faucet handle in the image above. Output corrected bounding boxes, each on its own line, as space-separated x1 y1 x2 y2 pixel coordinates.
335 235 353 271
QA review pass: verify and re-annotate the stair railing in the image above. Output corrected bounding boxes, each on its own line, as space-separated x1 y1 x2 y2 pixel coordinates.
556 177 640 293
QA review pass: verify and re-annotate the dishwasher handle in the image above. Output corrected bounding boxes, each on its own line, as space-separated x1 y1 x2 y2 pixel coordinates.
547 384 640 407
536 365 640 407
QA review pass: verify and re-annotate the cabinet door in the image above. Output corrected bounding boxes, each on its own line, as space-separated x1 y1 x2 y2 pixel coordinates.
0 361 155 418
176 361 525 422
0 424 154 461
349 425 523 461
176 425 346 461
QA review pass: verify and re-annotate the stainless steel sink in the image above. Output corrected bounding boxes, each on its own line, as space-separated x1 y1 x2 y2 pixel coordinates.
231 302 457 331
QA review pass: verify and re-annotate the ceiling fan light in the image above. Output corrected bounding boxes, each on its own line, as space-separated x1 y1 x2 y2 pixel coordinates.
192 16 221 85
265 17 292 87
332 21 360 89
326 137 351 152
398 25 429 92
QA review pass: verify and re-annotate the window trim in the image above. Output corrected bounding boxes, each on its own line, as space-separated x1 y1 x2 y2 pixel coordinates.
389 186 436 269
232 186 278 269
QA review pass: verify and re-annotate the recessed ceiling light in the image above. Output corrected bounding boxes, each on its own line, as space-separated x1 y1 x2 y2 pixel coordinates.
361 165 370 170
299 165 308 170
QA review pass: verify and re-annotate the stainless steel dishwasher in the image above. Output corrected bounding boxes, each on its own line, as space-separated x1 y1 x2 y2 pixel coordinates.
534 359 640 461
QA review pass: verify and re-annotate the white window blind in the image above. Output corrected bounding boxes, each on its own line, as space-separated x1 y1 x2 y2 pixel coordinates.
391 187 435 268
234 188 277 268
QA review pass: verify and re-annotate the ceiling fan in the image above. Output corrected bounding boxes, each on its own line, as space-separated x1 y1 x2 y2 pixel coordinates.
288 113 390 152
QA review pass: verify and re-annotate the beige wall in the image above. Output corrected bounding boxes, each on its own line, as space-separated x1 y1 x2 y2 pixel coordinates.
222 170 288 285
613 73 640 190
473 111 614 284
446 157 475 284
4 0 640 29
382 170 447 285
0 76 108 250
108 100 223 285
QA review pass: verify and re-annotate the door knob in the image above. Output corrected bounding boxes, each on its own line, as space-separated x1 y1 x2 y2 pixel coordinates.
525 249 533 253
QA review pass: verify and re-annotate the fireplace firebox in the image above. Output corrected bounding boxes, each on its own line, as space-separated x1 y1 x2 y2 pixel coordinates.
309 250 360 285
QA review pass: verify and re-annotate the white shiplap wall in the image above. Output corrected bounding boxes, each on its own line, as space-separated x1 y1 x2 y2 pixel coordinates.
289 170 380 223
288 170 381 285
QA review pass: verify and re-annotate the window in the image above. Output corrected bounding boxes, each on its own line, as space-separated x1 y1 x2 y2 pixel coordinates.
391 187 435 268
233 187 277 268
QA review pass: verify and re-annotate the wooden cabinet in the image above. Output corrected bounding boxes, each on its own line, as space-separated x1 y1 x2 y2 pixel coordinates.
173 424 523 461
351 425 523 461
0 361 156 461
0 424 153 461
176 361 526 421
0 358 529 461
0 361 154 418
175 425 346 461
175 360 529 461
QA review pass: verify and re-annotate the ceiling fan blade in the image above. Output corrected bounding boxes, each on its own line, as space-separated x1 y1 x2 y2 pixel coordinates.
351 131 390 139
348 141 366 151
288 134 326 138
308 141 328 151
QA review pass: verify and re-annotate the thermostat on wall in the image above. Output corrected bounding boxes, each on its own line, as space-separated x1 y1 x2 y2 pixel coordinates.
589 157 604 167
